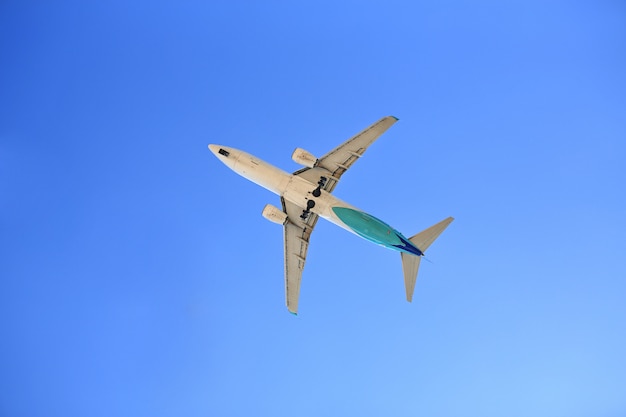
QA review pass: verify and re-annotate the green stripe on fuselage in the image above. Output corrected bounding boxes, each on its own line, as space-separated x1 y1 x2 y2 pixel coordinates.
332 206 404 248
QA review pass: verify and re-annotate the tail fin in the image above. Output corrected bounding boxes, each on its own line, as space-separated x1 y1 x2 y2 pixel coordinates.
401 217 454 302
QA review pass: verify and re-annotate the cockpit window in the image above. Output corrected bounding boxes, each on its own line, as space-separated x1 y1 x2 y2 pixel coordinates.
218 148 230 157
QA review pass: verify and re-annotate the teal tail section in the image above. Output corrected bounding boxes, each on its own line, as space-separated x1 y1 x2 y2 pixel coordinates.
331 205 454 302
402 217 454 302
331 207 422 255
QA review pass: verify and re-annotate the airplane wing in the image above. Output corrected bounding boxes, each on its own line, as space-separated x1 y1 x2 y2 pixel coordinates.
281 197 318 314
293 116 399 194
281 116 398 313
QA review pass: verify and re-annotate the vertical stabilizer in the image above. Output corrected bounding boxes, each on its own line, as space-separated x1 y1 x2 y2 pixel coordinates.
402 217 454 302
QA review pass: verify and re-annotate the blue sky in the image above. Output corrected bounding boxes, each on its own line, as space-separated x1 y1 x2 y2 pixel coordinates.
1 1 625 416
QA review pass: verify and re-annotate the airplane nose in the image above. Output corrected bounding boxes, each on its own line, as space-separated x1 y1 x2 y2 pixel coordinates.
209 144 237 163
209 144 233 158
208 144 219 156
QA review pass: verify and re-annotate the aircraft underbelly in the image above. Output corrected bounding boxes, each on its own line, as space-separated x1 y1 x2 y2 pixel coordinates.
233 155 292 195
280 181 419 254
281 175 327 211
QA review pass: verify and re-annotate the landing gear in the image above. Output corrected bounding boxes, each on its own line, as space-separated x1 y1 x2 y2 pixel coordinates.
302 177 327 220
311 176 327 197
300 199 316 220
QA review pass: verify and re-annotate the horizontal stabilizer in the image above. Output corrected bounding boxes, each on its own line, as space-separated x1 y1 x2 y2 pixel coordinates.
408 217 454 253
402 217 454 302
401 253 421 302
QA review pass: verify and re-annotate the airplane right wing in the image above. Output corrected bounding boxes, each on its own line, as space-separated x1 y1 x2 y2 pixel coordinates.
282 116 398 313
281 197 319 314
280 116 398 314
294 116 399 194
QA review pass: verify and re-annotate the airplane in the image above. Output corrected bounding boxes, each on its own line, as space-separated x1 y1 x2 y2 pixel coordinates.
208 116 453 314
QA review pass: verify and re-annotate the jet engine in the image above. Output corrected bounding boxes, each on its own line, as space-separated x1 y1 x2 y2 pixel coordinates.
262 204 288 225
291 148 317 168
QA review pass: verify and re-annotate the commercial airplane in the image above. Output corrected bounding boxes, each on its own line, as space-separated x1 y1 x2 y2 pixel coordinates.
209 116 453 314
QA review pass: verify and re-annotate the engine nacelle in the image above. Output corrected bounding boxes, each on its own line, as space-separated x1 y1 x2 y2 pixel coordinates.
262 204 288 225
291 148 318 168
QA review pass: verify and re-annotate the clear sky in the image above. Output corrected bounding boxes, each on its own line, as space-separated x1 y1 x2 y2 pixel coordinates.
1 1 625 416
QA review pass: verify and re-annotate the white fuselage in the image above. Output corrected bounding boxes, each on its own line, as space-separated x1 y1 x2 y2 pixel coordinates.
209 145 359 234
207 116 453 312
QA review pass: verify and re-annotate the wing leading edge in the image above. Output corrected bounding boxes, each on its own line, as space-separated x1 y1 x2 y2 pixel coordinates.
282 116 399 313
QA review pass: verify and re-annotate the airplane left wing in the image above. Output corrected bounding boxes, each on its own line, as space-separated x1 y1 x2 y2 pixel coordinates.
294 116 399 194
281 197 318 314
